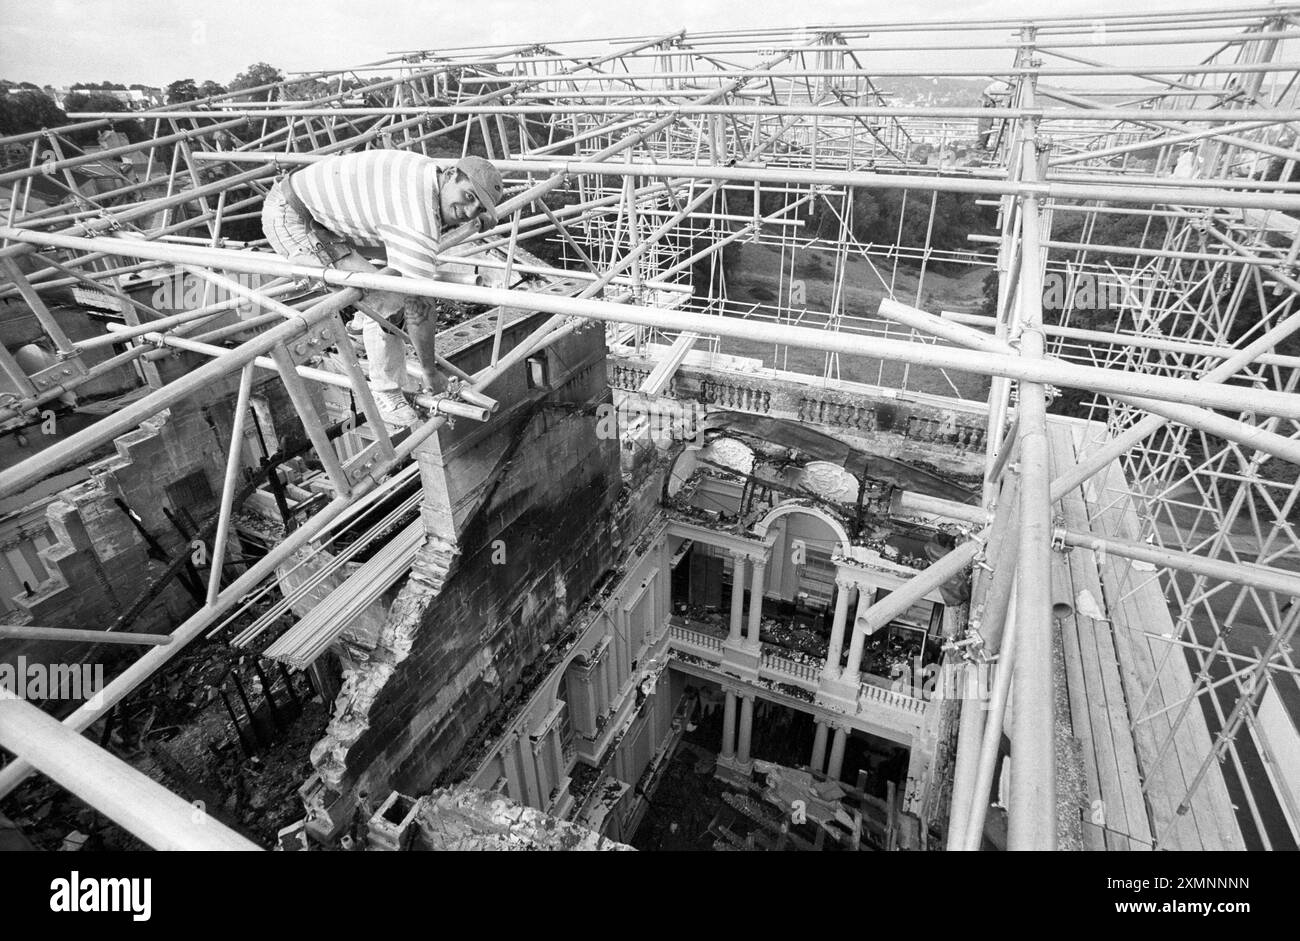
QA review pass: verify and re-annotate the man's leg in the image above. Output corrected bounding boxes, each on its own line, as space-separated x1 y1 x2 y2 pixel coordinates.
361 316 412 393
326 251 420 427
261 182 320 269
327 250 412 394
263 187 415 428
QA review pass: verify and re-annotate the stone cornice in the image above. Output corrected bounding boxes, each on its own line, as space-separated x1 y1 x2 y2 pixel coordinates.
665 517 772 561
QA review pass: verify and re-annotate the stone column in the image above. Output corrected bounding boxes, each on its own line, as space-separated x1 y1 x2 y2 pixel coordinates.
502 733 526 803
827 726 848 781
720 689 738 760
737 694 756 765
596 650 611 715
531 737 551 808
810 718 829 773
605 644 620 703
522 736 543 808
842 587 874 684
728 553 747 643
657 538 671 637
824 574 855 678
550 729 566 784
581 673 598 734
745 556 767 650
615 611 630 681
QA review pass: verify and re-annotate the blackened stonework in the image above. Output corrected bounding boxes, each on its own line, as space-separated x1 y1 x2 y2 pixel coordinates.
388 467 615 793
311 320 622 807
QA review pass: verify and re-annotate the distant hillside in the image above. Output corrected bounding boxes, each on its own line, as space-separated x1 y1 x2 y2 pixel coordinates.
868 76 991 106
867 77 1199 107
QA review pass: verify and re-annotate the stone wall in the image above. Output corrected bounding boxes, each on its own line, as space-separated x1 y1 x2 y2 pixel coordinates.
5 372 298 647
15 402 227 634
309 317 623 813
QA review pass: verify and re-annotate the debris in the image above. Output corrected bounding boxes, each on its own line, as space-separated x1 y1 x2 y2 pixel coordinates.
1075 588 1107 622
416 786 632 851
275 819 311 852
59 830 90 852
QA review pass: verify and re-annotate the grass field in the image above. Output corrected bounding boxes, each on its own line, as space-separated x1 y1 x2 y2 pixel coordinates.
708 242 994 402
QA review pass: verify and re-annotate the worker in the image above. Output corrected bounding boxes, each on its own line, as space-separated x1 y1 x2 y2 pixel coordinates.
261 150 503 428
977 80 1012 151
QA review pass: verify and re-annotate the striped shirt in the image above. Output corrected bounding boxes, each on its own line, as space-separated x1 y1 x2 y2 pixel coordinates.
291 150 444 280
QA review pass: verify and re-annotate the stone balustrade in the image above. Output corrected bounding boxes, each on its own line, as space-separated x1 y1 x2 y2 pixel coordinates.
760 650 821 684
700 377 773 414
607 351 990 474
668 623 724 652
858 679 928 716
609 362 652 392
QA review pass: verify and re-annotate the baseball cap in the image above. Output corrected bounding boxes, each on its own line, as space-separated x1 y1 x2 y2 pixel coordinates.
456 156 503 228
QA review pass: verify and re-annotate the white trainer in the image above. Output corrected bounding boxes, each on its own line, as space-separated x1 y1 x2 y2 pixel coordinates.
371 389 418 429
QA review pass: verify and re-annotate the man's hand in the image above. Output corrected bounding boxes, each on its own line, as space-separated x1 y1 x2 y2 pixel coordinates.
329 249 406 319
403 295 445 395
423 367 449 396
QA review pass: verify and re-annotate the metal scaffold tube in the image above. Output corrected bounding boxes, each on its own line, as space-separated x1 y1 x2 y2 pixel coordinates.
0 250 631 798
2 229 1297 467
206 363 254 605
0 688 259 850
1008 79 1056 848
0 354 435 798
0 278 358 496
190 150 1300 212
962 582 1020 851
878 298 1300 466
3 5 1299 851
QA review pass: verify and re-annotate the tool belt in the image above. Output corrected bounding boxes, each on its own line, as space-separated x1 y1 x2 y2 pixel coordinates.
279 172 409 333
280 172 356 266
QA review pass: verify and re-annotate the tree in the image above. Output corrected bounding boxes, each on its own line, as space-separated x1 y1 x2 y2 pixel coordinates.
978 269 999 318
229 62 284 101
166 78 200 104
198 80 228 99
282 78 331 101
63 91 126 114
342 75 391 93
0 90 67 135
60 93 148 146
836 186 996 269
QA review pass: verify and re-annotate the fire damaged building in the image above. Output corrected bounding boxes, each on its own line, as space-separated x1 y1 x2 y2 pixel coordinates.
2 7 1298 854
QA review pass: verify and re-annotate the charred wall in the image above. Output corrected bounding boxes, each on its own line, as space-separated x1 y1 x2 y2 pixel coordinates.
2 366 302 684
311 316 622 809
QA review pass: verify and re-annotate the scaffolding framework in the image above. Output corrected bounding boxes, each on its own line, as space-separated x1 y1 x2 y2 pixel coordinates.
2 5 1299 850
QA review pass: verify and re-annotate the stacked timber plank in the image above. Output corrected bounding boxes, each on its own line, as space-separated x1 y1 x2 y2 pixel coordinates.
1048 418 1244 851
1048 421 1152 850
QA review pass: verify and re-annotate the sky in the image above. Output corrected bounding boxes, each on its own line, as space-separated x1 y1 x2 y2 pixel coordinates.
0 0 1282 88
